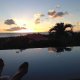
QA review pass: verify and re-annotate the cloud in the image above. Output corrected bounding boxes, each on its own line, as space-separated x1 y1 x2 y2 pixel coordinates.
76 22 80 26
54 12 68 18
34 10 69 24
4 19 15 25
48 10 68 18
5 27 26 31
34 13 44 19
35 18 41 24
56 4 61 8
48 10 56 17
34 13 45 24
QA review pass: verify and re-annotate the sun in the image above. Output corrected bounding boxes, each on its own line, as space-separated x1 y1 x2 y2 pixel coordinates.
13 18 52 33
14 19 27 26
13 19 36 33
14 29 34 33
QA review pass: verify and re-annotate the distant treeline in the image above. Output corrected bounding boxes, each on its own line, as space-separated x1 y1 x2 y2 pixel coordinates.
1 22 80 50
0 32 80 50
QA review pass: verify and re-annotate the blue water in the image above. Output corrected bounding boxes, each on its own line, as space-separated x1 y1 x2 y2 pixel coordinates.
0 47 80 80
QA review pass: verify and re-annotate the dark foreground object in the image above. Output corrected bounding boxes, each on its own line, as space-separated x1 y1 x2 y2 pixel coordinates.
0 32 80 50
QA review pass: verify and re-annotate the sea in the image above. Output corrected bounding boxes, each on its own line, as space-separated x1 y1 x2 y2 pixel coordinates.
0 33 80 80
0 33 29 37
0 32 48 37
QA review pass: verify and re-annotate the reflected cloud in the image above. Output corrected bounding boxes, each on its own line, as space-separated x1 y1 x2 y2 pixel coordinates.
48 47 57 53
48 47 72 53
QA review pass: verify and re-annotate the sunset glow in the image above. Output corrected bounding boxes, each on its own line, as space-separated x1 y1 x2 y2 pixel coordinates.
14 29 34 33
0 1 80 80
0 0 80 33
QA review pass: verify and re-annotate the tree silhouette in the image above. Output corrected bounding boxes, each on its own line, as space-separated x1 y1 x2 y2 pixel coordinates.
49 23 73 34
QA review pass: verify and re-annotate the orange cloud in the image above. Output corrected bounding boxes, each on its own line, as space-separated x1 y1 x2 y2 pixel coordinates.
5 27 26 31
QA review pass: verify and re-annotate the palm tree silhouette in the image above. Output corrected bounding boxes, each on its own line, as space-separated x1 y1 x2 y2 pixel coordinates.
49 23 73 34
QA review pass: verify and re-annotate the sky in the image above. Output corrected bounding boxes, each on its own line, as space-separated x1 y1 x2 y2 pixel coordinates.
0 0 80 33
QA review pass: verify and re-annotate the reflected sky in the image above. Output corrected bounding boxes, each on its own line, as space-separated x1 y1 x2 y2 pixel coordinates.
0 47 80 80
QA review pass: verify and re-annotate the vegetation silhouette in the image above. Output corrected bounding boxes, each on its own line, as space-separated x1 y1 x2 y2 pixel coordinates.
0 58 28 80
48 23 73 41
0 22 80 50
49 23 73 35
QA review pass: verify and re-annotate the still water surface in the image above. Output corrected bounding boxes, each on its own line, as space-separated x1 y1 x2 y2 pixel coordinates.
0 47 80 80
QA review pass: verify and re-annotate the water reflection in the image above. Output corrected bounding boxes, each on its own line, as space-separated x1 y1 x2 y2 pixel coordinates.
0 47 80 80
16 47 72 54
16 49 26 53
48 47 72 53
0 58 28 80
